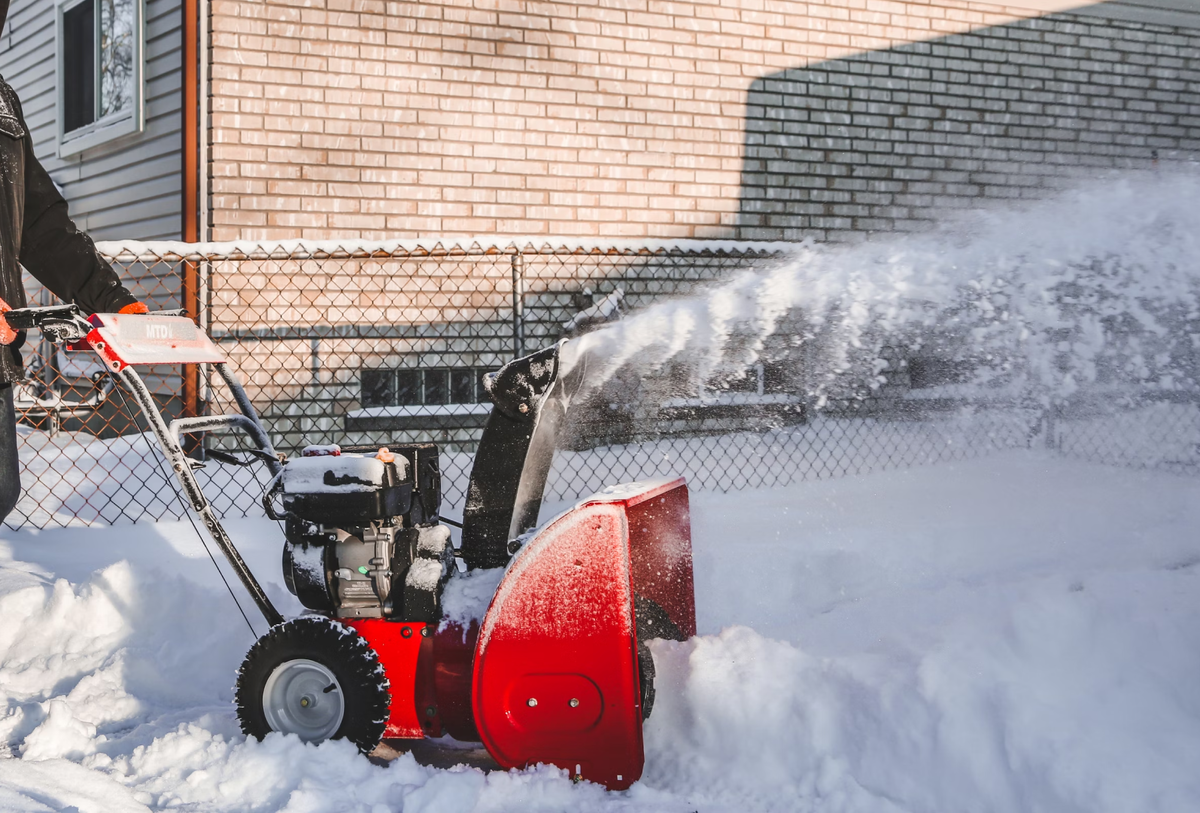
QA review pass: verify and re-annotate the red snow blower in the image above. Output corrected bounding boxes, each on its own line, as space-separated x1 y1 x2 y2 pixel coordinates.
9 305 696 789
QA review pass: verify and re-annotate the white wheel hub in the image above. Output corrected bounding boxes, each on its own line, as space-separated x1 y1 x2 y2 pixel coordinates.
262 658 345 742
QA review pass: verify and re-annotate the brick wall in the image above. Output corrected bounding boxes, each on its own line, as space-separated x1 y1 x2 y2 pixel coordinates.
738 11 1200 240
207 0 1200 241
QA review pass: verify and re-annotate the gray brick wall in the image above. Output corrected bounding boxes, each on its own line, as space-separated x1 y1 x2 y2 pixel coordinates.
737 12 1200 242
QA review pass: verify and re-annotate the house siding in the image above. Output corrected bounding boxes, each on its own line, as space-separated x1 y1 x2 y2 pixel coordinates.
0 0 184 242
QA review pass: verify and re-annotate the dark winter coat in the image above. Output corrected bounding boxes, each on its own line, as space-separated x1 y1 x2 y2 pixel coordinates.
0 76 138 384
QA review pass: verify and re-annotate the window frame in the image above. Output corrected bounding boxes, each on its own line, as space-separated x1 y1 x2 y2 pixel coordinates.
55 0 144 157
359 367 485 409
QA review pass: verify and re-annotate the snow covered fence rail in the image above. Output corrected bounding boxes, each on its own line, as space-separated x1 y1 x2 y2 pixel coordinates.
7 237 1199 529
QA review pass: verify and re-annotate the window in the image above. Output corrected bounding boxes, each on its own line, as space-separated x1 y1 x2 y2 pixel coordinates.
360 369 396 409
57 0 142 156
360 368 486 409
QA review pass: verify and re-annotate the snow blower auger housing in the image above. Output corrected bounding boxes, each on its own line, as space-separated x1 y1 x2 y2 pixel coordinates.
12 305 696 790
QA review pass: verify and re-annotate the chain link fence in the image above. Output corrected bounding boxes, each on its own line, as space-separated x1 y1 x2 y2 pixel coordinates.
7 240 1199 529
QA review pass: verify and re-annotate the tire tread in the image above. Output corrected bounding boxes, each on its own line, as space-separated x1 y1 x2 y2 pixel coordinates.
235 616 389 752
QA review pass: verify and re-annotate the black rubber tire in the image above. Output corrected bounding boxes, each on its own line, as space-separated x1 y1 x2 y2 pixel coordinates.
235 616 389 753
634 595 686 720
634 594 686 642
636 638 656 721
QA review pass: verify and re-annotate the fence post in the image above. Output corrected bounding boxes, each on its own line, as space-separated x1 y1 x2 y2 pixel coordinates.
511 251 525 359
181 259 202 454
1042 406 1058 451
310 335 321 396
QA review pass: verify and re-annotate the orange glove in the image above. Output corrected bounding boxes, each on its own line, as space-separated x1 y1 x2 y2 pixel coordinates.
119 302 149 315
0 297 14 345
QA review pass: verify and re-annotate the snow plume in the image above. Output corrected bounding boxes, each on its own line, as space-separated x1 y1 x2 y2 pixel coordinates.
566 168 1200 406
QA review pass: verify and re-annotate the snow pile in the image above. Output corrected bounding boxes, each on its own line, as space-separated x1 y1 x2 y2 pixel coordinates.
568 169 1200 407
655 453 1200 811
1 453 1198 811
439 567 506 630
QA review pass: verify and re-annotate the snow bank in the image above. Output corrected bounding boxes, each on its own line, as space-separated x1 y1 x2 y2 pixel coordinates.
648 587 1200 813
0 558 258 763
655 453 1200 812
0 759 149 812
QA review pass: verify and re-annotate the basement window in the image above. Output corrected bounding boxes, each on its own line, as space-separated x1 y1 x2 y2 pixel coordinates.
57 0 142 156
361 368 486 409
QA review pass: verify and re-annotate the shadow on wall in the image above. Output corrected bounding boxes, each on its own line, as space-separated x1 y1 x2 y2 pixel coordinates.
736 7 1200 242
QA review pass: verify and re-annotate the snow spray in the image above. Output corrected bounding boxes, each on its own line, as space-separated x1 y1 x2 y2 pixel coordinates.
564 168 1200 410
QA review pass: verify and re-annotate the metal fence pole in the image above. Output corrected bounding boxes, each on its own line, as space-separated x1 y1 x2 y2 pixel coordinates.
181 259 203 454
310 335 321 396
511 251 525 359
1042 406 1058 451
200 258 213 410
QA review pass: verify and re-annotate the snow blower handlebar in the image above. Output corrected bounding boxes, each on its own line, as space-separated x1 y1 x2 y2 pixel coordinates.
4 303 95 343
9 305 285 628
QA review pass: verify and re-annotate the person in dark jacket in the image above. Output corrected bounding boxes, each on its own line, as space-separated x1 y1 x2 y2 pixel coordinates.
0 0 146 523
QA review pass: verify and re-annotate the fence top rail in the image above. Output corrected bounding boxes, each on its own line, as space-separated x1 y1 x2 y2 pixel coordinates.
95 237 800 263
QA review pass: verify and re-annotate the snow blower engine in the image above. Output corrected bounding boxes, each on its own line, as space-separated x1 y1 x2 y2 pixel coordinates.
266 442 455 623
9 305 696 790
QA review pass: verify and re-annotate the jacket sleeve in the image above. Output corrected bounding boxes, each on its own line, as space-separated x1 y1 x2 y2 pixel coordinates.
16 101 137 315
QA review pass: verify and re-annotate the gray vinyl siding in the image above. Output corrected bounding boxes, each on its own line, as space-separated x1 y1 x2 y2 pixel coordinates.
0 0 182 241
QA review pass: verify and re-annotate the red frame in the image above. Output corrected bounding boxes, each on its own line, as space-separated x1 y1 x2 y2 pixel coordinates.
342 619 436 740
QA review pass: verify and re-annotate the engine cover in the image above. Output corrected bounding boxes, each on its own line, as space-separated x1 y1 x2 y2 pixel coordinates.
281 452 412 524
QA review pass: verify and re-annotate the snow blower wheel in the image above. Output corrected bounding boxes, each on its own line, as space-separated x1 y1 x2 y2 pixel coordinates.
634 594 685 720
637 639 656 720
236 617 389 752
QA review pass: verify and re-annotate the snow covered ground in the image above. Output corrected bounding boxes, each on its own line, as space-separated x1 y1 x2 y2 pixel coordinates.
0 450 1197 812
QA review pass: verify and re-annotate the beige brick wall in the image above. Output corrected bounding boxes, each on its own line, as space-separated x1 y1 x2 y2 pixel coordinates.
208 0 1066 241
